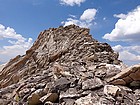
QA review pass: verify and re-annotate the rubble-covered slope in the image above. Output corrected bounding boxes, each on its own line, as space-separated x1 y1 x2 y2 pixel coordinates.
0 25 140 105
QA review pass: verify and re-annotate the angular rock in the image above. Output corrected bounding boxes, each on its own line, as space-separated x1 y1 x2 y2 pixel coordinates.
53 77 70 91
82 77 103 90
39 93 58 103
104 85 121 97
60 88 80 99
108 64 140 85
28 89 45 105
95 67 106 78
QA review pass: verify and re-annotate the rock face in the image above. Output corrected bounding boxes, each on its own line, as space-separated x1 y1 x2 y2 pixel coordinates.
0 25 139 105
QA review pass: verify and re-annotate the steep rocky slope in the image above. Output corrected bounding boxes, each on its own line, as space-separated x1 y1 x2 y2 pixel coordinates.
0 25 140 105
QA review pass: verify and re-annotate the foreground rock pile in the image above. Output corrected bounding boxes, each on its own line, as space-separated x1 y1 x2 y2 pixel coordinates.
0 25 140 105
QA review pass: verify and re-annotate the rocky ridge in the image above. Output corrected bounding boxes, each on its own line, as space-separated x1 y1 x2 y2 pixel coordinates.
0 25 140 105
0 63 6 72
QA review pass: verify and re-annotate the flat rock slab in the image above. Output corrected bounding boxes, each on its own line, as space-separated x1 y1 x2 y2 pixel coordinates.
108 64 140 85
82 77 103 90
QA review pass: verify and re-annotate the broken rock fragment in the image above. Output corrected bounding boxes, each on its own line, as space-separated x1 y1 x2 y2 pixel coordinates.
104 85 121 97
82 77 103 90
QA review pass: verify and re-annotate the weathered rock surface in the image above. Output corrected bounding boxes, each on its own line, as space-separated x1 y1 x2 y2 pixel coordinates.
108 64 140 86
0 63 6 72
0 25 139 105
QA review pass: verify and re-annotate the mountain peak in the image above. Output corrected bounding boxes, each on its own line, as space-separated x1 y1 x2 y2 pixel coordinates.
1 25 139 105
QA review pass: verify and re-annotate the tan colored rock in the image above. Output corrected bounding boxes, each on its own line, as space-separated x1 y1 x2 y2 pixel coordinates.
84 54 98 61
28 93 41 105
104 85 121 97
88 65 96 71
39 93 58 103
12 74 20 83
110 79 126 85
28 89 44 105
0 99 9 105
108 64 140 85
52 63 64 75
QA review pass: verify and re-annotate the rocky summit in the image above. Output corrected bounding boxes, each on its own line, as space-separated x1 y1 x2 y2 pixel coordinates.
0 25 140 105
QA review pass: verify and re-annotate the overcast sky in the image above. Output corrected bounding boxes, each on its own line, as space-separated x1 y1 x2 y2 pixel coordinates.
0 0 140 66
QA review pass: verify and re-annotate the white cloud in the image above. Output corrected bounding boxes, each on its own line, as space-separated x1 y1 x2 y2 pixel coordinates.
113 45 140 65
113 13 127 19
112 45 123 52
118 50 140 66
113 45 140 54
103 6 140 42
103 6 140 66
60 0 86 6
80 9 97 22
61 8 97 28
0 24 33 63
119 51 140 61
69 14 77 18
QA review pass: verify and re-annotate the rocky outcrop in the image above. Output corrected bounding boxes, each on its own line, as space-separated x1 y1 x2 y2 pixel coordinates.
0 25 139 105
108 64 140 87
